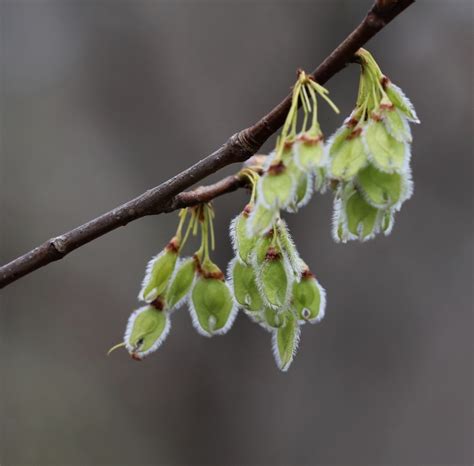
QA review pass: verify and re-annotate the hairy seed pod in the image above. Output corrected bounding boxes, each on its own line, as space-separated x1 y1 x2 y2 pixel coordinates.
383 80 420 124
229 257 263 313
166 257 196 310
328 127 368 181
271 310 300 372
295 132 325 170
345 188 380 240
230 205 256 265
253 232 274 267
363 119 408 174
261 306 284 331
292 269 326 324
257 245 292 309
247 202 277 236
124 306 171 360
189 260 237 337
257 162 295 209
286 161 314 213
356 164 405 208
381 106 412 143
276 220 304 276
138 237 179 303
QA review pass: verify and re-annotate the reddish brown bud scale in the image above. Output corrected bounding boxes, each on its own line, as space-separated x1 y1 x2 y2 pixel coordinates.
347 127 363 140
243 204 253 216
150 296 166 311
381 75 391 90
268 161 286 175
301 268 314 279
165 236 180 253
299 133 324 145
346 117 359 128
131 353 143 361
265 246 281 261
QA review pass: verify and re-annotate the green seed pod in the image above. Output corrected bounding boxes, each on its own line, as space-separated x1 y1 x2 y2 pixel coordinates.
295 133 325 170
382 106 412 143
292 269 326 324
253 232 274 267
189 260 237 337
286 164 314 213
260 306 284 331
257 162 295 209
256 245 292 309
247 202 277 236
380 208 395 236
356 164 410 209
124 306 171 360
228 257 263 313
363 119 409 174
328 127 368 181
230 205 256 265
384 80 420 124
276 219 303 276
138 237 179 303
345 188 380 241
271 310 300 372
165 257 196 310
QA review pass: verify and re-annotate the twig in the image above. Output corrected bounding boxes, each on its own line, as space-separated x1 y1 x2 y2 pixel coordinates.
0 0 415 289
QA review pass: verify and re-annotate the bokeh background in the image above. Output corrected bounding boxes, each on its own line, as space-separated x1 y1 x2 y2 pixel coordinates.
1 1 472 465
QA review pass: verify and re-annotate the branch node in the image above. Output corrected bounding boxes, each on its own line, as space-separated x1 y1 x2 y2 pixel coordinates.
51 236 67 254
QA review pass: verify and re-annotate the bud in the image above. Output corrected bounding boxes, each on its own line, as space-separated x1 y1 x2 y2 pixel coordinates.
363 119 409 174
383 80 420 124
379 104 412 143
343 186 380 241
189 259 237 337
123 306 171 360
276 219 304 276
165 257 196 310
253 231 274 267
294 132 325 170
260 306 284 331
229 257 263 313
138 237 179 303
247 202 277 236
256 244 292 309
257 161 296 210
230 205 257 265
271 310 300 372
292 268 326 324
327 126 368 181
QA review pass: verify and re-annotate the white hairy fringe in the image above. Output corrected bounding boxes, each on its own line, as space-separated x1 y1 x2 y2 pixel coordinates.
263 150 277 170
166 257 196 313
331 188 346 243
271 316 301 372
137 251 164 303
124 306 171 358
309 280 327 325
246 200 278 237
382 209 395 237
388 82 420 124
383 109 413 144
229 214 240 256
256 169 298 211
276 218 305 277
187 279 238 338
285 170 314 214
255 248 294 311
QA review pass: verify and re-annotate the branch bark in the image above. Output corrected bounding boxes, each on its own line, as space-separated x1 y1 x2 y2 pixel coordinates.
0 0 415 289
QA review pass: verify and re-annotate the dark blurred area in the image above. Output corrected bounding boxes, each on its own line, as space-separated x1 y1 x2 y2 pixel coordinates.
1 1 472 465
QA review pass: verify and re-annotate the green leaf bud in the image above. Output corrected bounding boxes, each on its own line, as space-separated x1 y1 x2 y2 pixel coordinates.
294 133 325 170
363 119 409 174
271 310 300 372
257 161 296 209
383 79 420 124
256 245 292 309
138 237 179 303
124 306 171 360
230 205 257 265
228 257 263 313
328 126 368 181
189 259 237 337
292 268 326 324
345 188 380 241
165 257 196 310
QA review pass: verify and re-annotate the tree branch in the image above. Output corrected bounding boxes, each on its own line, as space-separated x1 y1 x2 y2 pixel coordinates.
0 0 415 289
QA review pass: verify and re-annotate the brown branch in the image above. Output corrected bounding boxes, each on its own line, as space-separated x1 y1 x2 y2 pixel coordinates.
0 0 415 289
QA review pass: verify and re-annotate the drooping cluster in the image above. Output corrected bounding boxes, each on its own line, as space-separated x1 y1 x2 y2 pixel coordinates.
109 49 419 372
108 205 237 360
327 48 419 242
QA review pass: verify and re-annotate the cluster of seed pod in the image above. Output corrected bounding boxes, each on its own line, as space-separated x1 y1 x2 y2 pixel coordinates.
328 48 419 242
109 48 418 372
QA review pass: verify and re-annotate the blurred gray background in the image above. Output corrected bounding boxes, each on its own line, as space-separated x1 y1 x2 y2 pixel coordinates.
1 1 472 465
